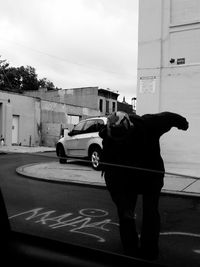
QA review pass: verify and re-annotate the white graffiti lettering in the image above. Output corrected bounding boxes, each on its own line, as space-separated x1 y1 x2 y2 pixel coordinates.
9 207 119 243
9 209 200 250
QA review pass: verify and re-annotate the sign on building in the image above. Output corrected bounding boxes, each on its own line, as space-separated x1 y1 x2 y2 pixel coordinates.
139 76 156 94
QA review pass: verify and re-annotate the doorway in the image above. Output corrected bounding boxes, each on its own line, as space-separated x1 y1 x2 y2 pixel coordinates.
0 103 3 138
12 115 19 145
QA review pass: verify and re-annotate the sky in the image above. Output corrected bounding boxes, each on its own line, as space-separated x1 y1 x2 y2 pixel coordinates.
0 0 138 103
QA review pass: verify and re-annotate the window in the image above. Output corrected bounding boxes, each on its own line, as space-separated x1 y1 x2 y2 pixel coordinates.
96 119 105 131
83 119 105 133
106 100 109 114
112 102 116 112
1 2 198 266
68 115 80 125
72 120 85 135
99 99 103 112
83 120 96 133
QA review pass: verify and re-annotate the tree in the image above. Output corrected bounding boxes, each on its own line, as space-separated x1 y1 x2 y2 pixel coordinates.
0 57 12 90
5 67 22 90
39 77 55 90
0 56 56 92
18 66 39 91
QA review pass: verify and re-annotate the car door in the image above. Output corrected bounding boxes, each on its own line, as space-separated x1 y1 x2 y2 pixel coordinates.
64 120 85 157
75 119 106 157
75 119 97 157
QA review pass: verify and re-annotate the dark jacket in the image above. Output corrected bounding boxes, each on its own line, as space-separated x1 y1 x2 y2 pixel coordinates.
99 112 188 193
99 114 145 192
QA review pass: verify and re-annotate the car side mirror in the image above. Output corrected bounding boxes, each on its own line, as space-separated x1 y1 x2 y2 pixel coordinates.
68 131 74 136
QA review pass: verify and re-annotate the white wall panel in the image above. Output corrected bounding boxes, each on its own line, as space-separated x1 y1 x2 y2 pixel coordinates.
171 0 200 24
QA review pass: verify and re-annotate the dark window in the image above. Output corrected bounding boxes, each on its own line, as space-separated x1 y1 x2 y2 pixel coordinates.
83 119 105 133
99 99 103 112
83 120 96 133
106 100 109 114
96 119 105 131
112 102 116 112
72 121 85 135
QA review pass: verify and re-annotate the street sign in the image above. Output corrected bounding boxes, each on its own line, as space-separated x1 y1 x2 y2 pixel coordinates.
177 58 185 65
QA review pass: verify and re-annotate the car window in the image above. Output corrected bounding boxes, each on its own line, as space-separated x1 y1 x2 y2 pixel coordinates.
96 119 105 131
2 1 200 265
72 121 85 135
83 120 97 133
82 119 105 133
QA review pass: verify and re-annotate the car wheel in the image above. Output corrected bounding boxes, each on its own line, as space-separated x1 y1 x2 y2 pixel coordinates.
90 147 101 170
57 145 67 164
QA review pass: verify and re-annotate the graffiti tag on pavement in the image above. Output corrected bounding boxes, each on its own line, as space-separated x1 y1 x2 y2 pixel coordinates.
9 207 119 243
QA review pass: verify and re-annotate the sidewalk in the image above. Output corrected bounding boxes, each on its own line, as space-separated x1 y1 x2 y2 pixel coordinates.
1 145 200 197
0 145 56 153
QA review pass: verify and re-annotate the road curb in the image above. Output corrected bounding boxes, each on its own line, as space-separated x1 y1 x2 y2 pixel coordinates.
16 163 200 198
16 164 106 189
161 189 200 198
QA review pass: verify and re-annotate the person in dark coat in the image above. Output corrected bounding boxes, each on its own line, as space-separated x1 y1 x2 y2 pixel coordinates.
99 111 189 260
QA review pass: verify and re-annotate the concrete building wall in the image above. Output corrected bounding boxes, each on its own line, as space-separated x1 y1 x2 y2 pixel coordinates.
40 100 100 147
24 87 99 110
137 0 163 114
24 87 121 117
0 91 40 146
137 0 200 171
117 101 134 114
21 87 102 146
2 86 120 147
60 87 99 110
0 90 101 147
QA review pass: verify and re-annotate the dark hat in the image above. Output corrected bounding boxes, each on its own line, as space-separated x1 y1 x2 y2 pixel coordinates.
107 111 133 139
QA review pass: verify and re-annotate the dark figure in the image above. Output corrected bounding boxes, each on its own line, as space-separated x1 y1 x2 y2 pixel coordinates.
99 111 189 260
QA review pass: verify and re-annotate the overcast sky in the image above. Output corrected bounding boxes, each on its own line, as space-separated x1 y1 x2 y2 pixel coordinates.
0 0 138 103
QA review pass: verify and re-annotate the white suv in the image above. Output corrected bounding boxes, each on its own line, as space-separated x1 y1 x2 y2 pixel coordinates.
56 117 107 170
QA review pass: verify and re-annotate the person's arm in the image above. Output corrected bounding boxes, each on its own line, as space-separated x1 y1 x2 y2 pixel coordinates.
142 111 189 137
99 125 107 139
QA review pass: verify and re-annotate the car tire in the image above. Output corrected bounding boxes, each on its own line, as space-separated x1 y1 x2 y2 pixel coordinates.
89 147 102 170
57 145 67 164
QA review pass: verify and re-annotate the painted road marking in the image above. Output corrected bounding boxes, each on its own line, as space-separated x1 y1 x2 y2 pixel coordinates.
9 207 200 250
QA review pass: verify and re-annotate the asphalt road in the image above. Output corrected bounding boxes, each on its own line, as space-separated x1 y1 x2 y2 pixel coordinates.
0 152 200 267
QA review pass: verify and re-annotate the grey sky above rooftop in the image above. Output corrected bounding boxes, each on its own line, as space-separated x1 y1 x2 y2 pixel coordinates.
0 0 138 103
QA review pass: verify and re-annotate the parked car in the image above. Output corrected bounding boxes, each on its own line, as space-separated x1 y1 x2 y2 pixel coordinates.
56 117 107 170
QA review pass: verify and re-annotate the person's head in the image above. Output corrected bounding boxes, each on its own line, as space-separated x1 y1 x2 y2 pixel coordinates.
107 111 133 139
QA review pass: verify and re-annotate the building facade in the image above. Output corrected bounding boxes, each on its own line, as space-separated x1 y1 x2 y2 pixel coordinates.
1 87 120 147
117 97 135 114
1 86 134 147
24 87 99 111
24 86 119 116
0 89 100 147
98 88 119 115
0 90 41 147
137 0 200 174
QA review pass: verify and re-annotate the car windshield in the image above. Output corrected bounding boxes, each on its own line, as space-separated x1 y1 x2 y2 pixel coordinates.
1 133 200 267
71 121 85 134
1 1 200 267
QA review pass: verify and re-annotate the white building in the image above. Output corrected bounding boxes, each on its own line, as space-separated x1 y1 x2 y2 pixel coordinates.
0 87 119 147
137 0 200 176
0 91 41 147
